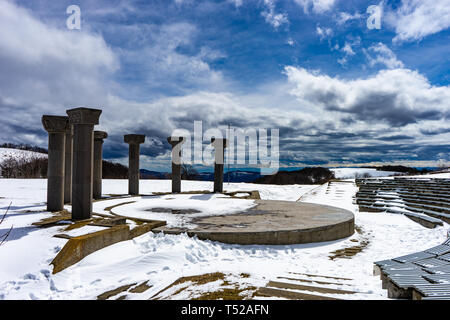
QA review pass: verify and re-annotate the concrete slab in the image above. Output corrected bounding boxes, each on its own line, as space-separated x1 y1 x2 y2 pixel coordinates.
153 200 354 245
51 219 167 274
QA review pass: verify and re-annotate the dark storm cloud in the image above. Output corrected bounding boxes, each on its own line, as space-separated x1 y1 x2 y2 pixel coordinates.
420 128 450 136
376 135 414 141
103 126 171 160
327 92 444 126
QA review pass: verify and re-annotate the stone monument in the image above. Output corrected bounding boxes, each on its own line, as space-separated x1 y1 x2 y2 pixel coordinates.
93 131 107 199
66 107 102 220
211 138 227 193
42 115 70 212
64 126 73 204
167 136 186 193
124 134 145 195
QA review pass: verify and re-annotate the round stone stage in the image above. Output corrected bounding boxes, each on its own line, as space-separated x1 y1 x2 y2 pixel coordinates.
152 200 354 245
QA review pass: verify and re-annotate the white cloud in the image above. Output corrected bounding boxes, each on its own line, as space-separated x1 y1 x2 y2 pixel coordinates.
198 46 227 61
261 0 289 29
364 43 404 69
337 37 360 66
337 42 355 66
0 1 225 148
228 0 243 7
387 0 450 42
0 0 448 166
336 11 363 25
85 0 136 17
284 66 450 126
316 26 333 40
0 0 120 146
341 43 355 56
117 22 226 96
294 0 336 14
174 0 190 5
103 69 450 165
0 0 118 108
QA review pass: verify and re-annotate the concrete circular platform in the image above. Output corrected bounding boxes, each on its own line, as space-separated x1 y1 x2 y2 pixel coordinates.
153 200 354 245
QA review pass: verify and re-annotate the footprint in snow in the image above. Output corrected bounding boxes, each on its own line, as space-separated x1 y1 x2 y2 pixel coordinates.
24 273 38 280
40 269 51 279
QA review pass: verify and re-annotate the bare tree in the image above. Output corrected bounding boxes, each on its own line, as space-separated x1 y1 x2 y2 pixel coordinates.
0 155 47 178
0 203 12 246
181 164 199 180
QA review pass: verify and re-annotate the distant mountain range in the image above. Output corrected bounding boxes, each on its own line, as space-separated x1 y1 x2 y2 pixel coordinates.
140 169 169 180
1 144 443 182
140 168 262 182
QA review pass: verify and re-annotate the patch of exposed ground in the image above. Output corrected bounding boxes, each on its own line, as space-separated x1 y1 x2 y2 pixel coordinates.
63 218 101 231
150 272 257 300
103 201 137 213
31 210 72 227
151 190 260 199
146 208 201 215
328 224 370 260
97 281 152 300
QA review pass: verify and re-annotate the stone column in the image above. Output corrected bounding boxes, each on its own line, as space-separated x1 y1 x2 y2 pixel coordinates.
211 138 227 193
93 131 108 199
42 116 69 212
124 134 145 195
67 107 102 220
64 126 73 204
167 136 185 193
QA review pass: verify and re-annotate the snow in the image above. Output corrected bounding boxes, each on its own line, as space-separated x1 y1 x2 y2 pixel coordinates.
63 226 109 238
331 167 401 179
110 194 256 228
101 179 317 201
0 148 47 164
0 177 448 300
402 172 450 179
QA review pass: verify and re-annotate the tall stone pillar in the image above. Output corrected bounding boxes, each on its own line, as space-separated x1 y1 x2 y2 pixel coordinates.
64 126 73 204
66 107 102 220
124 134 145 195
93 131 108 199
167 136 185 193
211 138 227 193
42 116 70 212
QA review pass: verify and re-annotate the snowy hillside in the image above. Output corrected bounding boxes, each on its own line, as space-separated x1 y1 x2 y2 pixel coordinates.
331 167 401 179
0 148 47 164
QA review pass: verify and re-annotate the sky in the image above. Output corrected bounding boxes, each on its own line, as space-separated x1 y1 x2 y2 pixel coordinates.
0 0 449 171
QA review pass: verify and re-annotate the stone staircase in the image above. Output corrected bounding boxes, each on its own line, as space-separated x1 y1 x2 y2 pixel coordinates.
374 238 450 299
255 272 373 300
355 178 450 228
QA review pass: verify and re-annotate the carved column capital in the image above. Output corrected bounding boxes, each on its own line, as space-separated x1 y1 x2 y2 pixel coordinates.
94 131 108 142
124 134 145 145
67 107 102 125
42 116 70 133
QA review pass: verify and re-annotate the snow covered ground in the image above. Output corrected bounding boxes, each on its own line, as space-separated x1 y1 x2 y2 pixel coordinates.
0 177 449 300
108 193 257 229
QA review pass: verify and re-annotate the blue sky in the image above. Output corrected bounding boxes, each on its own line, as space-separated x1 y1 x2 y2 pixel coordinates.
0 0 449 171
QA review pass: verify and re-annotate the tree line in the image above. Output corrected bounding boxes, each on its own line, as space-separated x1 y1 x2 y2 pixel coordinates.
0 143 48 154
